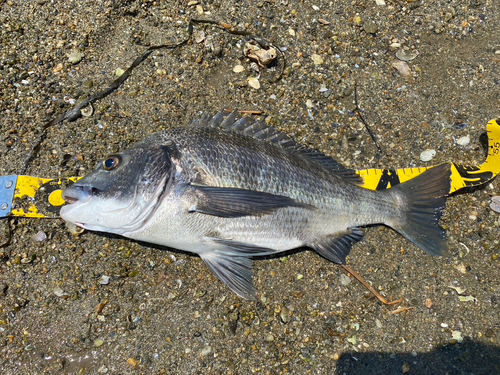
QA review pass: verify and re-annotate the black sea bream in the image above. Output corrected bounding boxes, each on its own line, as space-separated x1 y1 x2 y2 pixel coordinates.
61 112 451 299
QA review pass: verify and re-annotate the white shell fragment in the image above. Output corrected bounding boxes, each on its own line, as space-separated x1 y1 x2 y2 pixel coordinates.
456 135 470 146
53 286 69 297
98 275 110 285
32 230 47 243
80 103 94 117
392 60 412 77
66 222 85 235
247 77 260 89
452 330 464 343
395 49 419 62
233 64 245 73
490 196 500 213
420 149 436 162
115 68 125 77
68 51 83 64
194 30 205 44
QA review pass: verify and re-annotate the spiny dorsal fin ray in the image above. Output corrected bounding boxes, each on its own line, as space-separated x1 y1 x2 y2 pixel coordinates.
189 111 362 185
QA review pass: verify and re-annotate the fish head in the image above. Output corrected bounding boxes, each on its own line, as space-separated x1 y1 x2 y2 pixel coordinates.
60 142 174 235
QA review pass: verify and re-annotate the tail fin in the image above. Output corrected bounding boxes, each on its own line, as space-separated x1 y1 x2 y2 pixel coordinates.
390 163 451 256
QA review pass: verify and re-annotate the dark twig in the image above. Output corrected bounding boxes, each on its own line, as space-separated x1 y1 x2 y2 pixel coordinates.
20 19 284 175
354 82 382 154
19 40 190 175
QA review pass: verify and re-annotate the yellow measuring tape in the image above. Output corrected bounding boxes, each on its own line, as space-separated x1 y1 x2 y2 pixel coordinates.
1 119 499 219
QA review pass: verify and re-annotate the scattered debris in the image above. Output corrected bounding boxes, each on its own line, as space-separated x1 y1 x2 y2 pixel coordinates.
244 42 278 68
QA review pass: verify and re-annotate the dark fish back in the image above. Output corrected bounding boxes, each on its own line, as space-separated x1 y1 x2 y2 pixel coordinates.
163 126 355 206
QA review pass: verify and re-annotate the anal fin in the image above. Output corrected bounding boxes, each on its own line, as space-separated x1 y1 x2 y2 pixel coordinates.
310 228 364 264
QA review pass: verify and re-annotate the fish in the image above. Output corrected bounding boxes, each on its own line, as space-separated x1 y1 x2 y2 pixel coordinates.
60 111 451 299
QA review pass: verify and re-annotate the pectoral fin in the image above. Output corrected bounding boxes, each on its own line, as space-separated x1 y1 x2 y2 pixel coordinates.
209 237 278 257
189 185 312 218
200 251 256 300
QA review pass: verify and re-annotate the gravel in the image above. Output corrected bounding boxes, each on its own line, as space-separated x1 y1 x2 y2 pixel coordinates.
1 0 500 374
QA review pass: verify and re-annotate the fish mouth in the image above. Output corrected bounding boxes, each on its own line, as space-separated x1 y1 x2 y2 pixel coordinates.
63 195 78 204
62 185 94 205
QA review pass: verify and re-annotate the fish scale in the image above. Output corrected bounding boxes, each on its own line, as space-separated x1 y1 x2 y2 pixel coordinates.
61 112 451 299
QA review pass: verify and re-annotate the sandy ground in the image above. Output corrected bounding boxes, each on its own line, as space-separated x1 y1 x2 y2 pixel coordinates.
1 0 499 374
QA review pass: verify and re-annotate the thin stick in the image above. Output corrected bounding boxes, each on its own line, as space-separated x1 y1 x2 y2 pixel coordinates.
354 82 382 153
341 264 403 306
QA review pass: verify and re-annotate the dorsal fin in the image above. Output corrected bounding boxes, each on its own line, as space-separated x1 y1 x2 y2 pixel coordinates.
189 111 298 148
189 111 363 185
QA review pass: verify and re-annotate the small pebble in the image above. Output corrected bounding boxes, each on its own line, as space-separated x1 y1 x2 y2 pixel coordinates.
66 222 85 235
363 20 378 34
53 63 63 73
0 283 7 296
425 298 433 309
201 345 212 356
340 273 351 286
127 358 137 368
347 335 357 345
402 362 411 373
456 135 470 146
311 54 324 65
375 0 386 5
280 306 291 323
68 51 83 64
94 339 104 347
265 333 275 342
420 149 436 162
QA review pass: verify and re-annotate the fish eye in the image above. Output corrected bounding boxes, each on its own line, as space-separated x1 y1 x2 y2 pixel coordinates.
103 155 121 171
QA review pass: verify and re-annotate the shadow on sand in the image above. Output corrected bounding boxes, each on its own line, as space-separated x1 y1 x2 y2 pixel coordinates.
336 338 499 375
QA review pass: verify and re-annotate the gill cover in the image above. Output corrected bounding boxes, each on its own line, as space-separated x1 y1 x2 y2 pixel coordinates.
60 144 174 234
